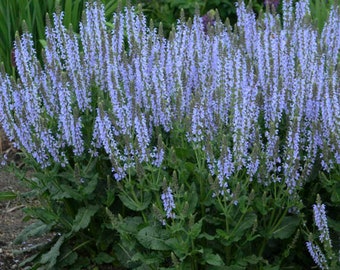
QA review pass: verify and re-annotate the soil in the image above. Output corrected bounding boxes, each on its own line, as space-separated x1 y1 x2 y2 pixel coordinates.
0 129 35 270
0 130 120 270
0 170 28 270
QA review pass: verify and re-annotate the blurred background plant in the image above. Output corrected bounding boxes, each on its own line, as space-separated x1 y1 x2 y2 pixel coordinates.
0 0 334 74
0 0 124 74
309 0 335 31
0 0 335 74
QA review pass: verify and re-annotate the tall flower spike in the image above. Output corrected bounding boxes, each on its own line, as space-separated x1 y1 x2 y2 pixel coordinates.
80 1 108 88
313 195 332 246
216 146 234 197
306 241 329 270
134 113 150 163
161 186 176 219
321 5 340 64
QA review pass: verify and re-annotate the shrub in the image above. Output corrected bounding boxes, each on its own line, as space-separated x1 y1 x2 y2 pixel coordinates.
0 0 339 269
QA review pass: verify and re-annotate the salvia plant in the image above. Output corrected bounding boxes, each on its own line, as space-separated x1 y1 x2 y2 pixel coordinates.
306 194 340 269
0 0 339 269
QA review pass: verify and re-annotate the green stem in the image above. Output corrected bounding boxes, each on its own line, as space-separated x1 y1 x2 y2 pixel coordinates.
194 147 206 217
258 238 267 259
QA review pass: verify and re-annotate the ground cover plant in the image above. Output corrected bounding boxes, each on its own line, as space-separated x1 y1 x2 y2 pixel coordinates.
0 0 340 269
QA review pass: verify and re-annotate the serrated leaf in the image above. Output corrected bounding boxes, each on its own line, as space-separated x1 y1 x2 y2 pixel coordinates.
40 235 65 268
254 197 269 215
136 226 170 251
189 219 202 238
114 243 139 269
198 232 215 240
216 228 229 240
14 221 51 244
72 205 99 232
118 191 151 211
204 253 225 266
0 191 17 201
235 213 257 232
131 252 162 265
54 184 82 201
94 252 114 264
117 216 143 234
229 213 257 243
272 216 300 239
165 237 189 258
331 183 340 203
19 252 40 268
80 176 98 196
242 255 263 265
105 189 115 207
23 207 57 223
59 247 78 267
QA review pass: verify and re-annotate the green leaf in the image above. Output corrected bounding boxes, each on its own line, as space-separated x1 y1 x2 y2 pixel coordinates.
136 226 170 251
14 221 51 244
105 22 114 29
175 147 192 160
114 242 140 269
189 183 198 209
131 252 162 265
331 183 340 203
229 213 257 243
216 229 230 241
165 237 190 259
59 248 78 268
54 184 82 201
241 255 263 265
63 0 73 28
118 191 152 211
40 235 65 268
198 232 215 241
104 0 120 17
94 252 114 264
105 189 115 207
23 207 58 224
189 219 202 239
117 216 143 234
39 39 47 48
0 191 17 201
72 205 99 232
254 197 269 215
328 217 340 232
204 252 225 266
80 176 98 196
272 216 300 239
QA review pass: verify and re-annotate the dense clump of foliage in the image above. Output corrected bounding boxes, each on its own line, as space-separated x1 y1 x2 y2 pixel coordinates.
0 0 339 269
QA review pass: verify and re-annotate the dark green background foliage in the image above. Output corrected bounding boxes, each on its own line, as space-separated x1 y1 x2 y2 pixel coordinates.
0 0 333 73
